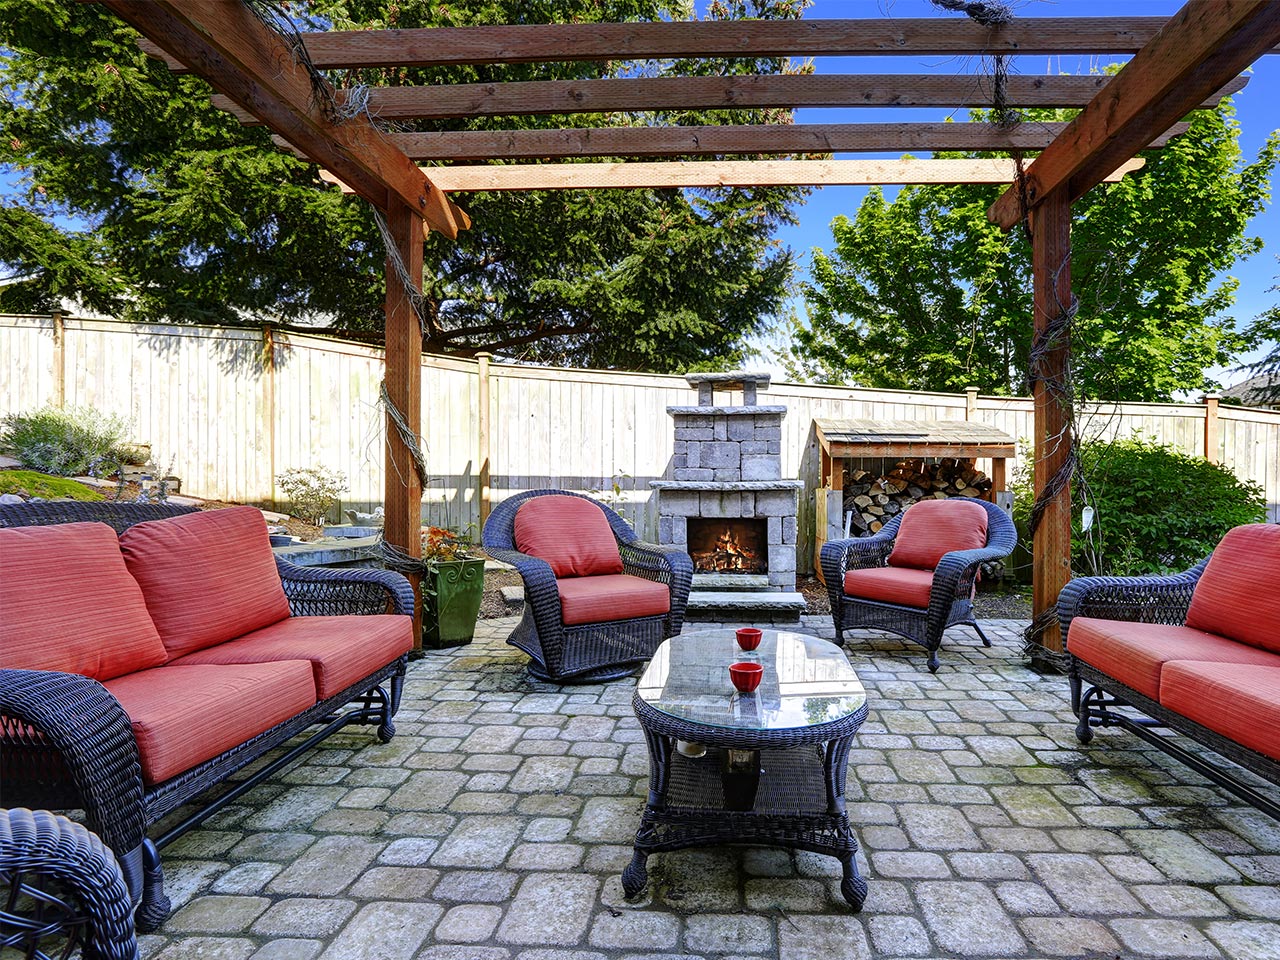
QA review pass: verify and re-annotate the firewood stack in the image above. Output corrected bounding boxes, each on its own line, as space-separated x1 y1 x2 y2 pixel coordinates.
842 458 993 536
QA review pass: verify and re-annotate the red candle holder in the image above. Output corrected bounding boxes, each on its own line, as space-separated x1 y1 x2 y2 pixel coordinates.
729 661 763 693
735 627 762 651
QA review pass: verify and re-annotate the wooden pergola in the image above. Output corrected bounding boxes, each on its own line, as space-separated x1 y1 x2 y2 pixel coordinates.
109 0 1280 659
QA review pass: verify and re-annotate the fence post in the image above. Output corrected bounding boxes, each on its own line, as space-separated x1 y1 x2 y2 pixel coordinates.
477 352 492 529
51 310 65 407
964 385 978 420
263 326 277 502
1202 393 1220 465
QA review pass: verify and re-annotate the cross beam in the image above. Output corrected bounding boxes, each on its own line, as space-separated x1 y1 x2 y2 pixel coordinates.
990 0 1280 229
104 0 464 238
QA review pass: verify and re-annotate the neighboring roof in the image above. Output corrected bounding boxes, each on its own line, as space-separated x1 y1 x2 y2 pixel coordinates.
815 418 1016 459
1221 373 1280 408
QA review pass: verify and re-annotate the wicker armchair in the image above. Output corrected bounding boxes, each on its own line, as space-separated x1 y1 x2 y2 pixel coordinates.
821 497 1017 672
483 490 693 683
1 808 139 960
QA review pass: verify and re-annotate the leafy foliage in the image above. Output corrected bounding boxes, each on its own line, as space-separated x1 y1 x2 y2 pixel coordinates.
276 467 348 525
1012 436 1266 577
1 0 808 371
0 469 105 501
1241 256 1280 405
0 406 130 476
785 103 1278 401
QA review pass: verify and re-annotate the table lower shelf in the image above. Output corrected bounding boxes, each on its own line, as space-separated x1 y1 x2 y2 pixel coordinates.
624 745 867 909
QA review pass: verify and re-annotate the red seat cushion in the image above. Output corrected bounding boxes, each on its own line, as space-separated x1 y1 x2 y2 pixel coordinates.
556 574 670 626
1067 618 1280 701
171 614 413 700
1185 524 1280 654
514 495 624 578
843 566 936 610
103 661 316 785
119 506 291 659
1160 661 1280 762
888 499 989 571
0 522 167 681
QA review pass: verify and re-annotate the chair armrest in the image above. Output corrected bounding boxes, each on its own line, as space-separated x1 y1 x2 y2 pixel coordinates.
484 546 565 638
820 530 896 608
275 557 415 617
1057 561 1207 652
931 544 1016 595
620 540 693 587
0 670 147 872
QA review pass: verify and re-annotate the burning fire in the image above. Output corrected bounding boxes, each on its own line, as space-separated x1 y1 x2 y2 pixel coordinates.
692 525 765 574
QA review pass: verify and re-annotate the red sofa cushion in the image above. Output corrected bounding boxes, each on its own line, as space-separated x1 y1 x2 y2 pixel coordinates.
1160 661 1280 762
171 614 412 700
0 522 167 681
103 661 316 785
119 506 291 659
1067 617 1280 701
844 566 935 610
514 495 624 578
557 574 669 626
888 499 989 571
1185 524 1280 655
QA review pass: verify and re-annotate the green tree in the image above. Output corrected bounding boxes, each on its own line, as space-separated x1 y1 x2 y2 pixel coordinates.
1241 257 1280 405
785 104 1278 401
0 0 807 371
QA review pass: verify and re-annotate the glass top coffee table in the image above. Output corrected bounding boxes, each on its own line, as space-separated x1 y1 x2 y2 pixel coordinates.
622 627 871 909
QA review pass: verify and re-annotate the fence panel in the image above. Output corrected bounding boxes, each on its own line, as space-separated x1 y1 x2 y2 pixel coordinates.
2 314 1277 559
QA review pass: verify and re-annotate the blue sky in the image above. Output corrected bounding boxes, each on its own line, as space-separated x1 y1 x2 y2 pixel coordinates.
760 0 1280 384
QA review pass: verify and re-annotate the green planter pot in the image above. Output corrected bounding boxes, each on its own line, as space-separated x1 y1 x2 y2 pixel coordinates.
422 557 486 649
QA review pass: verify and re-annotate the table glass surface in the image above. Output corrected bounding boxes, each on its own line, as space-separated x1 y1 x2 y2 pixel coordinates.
635 629 866 732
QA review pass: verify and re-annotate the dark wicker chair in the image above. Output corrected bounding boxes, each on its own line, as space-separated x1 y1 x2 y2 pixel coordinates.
821 497 1017 672
1059 558 1280 820
482 490 693 683
0 501 414 930
1 808 139 960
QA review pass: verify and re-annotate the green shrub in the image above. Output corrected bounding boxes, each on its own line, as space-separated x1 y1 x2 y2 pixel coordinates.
276 467 347 525
1013 435 1266 577
0 469 105 501
0 406 130 477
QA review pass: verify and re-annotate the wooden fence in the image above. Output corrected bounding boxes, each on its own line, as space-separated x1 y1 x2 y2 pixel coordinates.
3 313 1277 571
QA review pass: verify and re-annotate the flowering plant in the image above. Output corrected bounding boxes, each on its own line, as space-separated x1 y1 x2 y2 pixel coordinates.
421 525 475 562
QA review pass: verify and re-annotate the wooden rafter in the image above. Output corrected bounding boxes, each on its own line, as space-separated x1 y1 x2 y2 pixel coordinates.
990 0 1280 229
365 122 1191 161
212 75 1243 125
321 158 1144 193
136 17 1280 72
104 0 465 238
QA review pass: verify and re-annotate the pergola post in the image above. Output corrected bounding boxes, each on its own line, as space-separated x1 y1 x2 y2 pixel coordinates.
384 197 426 648
1029 187 1073 668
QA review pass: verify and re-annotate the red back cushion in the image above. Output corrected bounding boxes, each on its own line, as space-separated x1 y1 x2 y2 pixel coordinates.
888 498 989 570
119 506 291 658
513 495 624 578
0 522 167 680
1185 524 1280 654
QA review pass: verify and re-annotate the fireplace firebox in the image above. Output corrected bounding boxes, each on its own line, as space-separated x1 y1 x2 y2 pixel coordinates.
687 518 768 575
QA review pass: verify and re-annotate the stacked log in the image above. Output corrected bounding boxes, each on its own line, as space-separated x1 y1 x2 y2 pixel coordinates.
842 458 993 536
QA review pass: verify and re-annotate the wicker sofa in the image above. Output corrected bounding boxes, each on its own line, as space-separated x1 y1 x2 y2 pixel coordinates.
0 502 415 930
1060 522 1280 819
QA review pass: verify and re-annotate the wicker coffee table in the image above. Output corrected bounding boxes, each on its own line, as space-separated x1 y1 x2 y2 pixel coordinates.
622 628 871 909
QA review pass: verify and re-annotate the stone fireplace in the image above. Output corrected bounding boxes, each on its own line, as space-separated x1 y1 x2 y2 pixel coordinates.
651 372 805 621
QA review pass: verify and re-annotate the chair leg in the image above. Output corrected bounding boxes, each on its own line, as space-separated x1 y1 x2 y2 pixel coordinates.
972 621 993 647
926 649 941 673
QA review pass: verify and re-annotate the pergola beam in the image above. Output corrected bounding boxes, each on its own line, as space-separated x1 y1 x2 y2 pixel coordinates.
137 17 1280 71
370 122 1190 161
104 0 464 238
990 0 1280 229
370 158 1145 193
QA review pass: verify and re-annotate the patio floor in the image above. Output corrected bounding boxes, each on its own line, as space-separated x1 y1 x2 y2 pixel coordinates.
143 616 1280 960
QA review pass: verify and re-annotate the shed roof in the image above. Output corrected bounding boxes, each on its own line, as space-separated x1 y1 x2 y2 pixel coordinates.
815 418 1016 459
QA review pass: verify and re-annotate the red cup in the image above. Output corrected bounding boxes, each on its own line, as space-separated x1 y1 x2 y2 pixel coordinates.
729 661 763 694
736 627 763 651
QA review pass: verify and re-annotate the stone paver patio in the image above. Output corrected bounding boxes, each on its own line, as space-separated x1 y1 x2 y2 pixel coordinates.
143 616 1280 960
